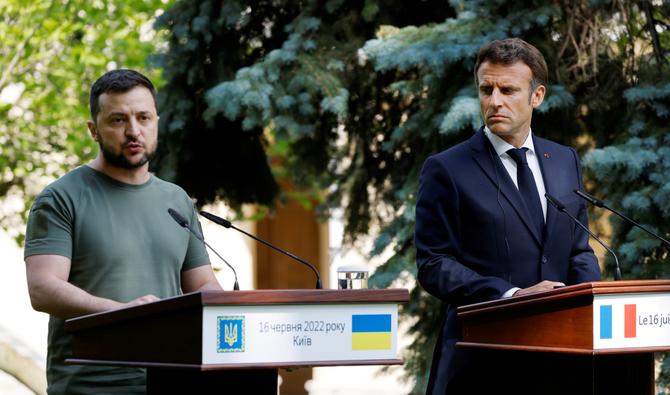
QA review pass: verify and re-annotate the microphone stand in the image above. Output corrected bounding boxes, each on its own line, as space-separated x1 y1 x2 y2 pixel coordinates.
200 211 323 289
545 193 622 281
168 208 240 290
574 189 670 248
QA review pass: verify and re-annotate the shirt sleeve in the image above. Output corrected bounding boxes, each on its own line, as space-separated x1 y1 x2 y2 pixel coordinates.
24 191 73 259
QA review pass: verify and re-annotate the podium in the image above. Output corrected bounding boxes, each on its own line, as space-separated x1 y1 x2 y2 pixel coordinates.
456 280 670 395
65 289 408 394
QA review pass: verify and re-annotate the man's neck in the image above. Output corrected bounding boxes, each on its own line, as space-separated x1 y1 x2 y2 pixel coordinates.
88 156 150 185
500 130 530 149
484 127 534 156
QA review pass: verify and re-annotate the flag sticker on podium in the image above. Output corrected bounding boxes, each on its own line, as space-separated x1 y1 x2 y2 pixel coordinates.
351 314 392 350
217 316 245 352
599 304 637 339
600 305 613 339
624 304 637 338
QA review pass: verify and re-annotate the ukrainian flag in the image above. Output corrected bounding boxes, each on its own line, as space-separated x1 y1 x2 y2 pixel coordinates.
352 314 392 350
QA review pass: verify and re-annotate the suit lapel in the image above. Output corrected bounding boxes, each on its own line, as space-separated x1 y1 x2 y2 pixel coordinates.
534 136 558 244
469 129 543 246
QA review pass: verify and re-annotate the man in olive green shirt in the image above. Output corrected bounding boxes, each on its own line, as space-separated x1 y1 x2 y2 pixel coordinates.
24 69 222 395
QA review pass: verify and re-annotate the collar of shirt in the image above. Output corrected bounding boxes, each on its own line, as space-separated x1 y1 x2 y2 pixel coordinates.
483 126 547 220
483 126 536 159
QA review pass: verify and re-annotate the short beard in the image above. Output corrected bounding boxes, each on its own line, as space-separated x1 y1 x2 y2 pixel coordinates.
98 140 156 170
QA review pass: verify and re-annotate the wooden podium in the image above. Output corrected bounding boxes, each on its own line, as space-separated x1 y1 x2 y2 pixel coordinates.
65 289 408 394
457 280 670 395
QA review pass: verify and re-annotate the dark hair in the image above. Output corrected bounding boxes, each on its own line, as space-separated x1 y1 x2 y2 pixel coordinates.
89 69 157 122
474 38 548 90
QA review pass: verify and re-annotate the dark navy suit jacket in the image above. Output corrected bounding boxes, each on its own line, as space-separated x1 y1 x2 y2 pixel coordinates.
415 128 601 394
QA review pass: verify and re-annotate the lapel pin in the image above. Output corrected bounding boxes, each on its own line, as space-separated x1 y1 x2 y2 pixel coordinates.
543 152 551 159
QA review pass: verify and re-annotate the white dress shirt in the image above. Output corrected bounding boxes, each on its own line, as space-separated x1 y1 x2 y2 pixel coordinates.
484 127 547 219
483 127 548 298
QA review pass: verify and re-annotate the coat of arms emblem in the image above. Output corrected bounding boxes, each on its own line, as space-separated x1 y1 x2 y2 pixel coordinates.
224 322 238 347
217 316 245 352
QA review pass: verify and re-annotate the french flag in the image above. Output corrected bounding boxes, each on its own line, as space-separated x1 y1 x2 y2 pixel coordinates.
600 304 636 339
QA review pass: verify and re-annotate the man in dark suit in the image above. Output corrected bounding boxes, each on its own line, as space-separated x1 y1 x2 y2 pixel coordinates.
415 38 601 394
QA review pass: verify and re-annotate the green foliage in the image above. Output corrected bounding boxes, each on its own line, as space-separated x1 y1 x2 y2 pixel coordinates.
151 0 317 207
583 78 670 282
0 0 171 243
154 0 670 392
578 3 670 391
536 85 575 113
10 0 670 392
438 93 480 135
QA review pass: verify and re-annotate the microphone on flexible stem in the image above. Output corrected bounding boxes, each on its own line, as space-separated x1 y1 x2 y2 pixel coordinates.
199 210 323 289
574 189 670 248
545 193 622 281
168 208 240 290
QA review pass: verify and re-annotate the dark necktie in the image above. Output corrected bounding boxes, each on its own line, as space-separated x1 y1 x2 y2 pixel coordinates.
507 148 544 236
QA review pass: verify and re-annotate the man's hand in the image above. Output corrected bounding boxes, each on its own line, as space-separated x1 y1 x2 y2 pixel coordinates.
513 280 565 297
121 294 160 309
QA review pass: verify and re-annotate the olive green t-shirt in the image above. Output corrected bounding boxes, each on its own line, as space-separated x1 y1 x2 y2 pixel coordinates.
24 166 211 395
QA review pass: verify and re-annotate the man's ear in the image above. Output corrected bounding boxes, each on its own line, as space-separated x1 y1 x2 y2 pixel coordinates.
531 85 546 109
87 120 98 142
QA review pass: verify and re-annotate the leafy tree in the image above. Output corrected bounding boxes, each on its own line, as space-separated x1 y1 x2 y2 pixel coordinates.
153 0 669 392
0 0 172 243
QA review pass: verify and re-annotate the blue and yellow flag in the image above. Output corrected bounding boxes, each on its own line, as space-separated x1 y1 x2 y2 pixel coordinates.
351 314 392 350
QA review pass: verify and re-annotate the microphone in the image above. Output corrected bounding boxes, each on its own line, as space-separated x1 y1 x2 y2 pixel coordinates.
199 210 323 289
544 193 622 281
168 208 240 290
574 189 670 248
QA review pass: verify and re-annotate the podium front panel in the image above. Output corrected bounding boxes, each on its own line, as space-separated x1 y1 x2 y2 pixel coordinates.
202 303 399 365
457 280 670 355
593 292 670 350
65 289 409 369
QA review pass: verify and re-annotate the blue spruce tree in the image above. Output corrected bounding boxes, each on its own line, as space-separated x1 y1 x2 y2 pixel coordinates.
153 0 670 392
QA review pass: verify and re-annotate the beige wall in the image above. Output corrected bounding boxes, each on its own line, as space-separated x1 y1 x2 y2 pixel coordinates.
255 200 329 395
